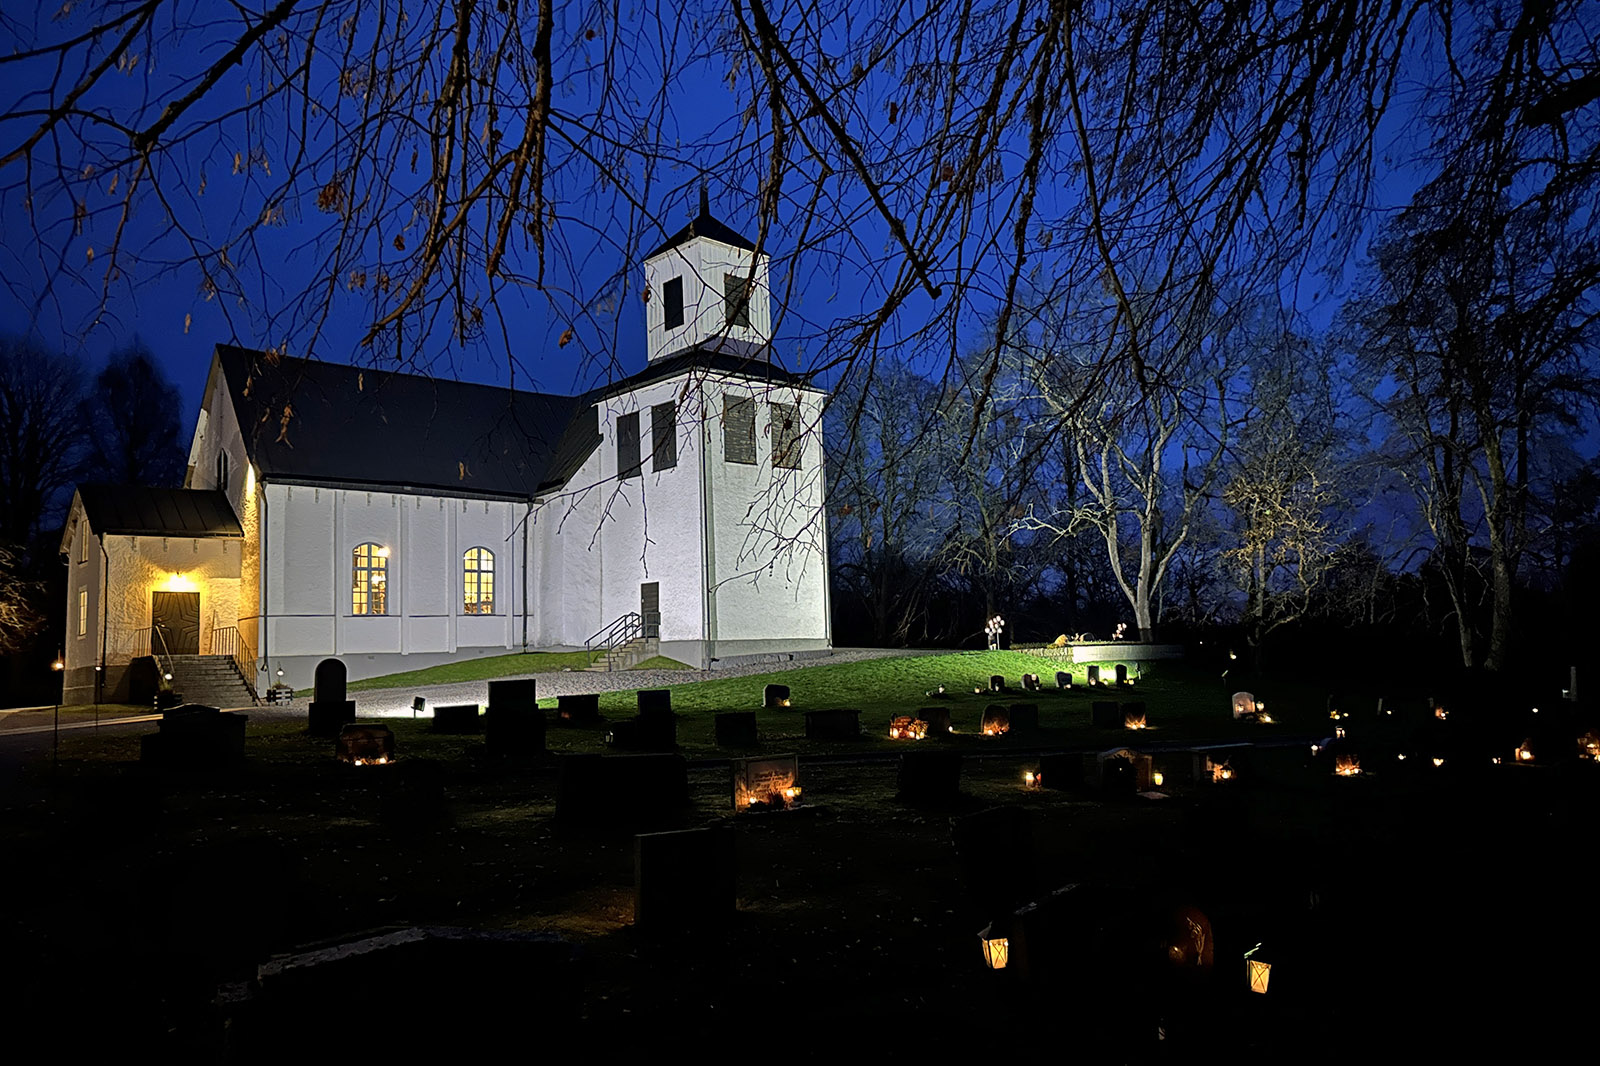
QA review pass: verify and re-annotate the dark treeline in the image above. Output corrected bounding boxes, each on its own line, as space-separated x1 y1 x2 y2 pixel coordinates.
0 337 186 702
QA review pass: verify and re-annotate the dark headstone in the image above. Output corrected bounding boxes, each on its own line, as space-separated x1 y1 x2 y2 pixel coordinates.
951 806 1034 917
637 704 677 750
313 658 347 704
243 927 579 1053
1097 748 1153 793
308 657 354 736
919 706 953 737
896 750 963 803
715 711 759 748
804 708 861 740
431 703 482 733
990 675 1006 693
638 689 672 714
1022 673 1040 691
1008 883 1095 986
1038 752 1086 791
1008 703 1040 736
381 758 447 825
485 680 542 754
1055 671 1072 689
1087 665 1101 686
1115 663 1129 685
335 723 395 765
1091 701 1121 728
634 826 737 930
556 753 689 826
556 693 600 725
140 705 248 767
487 678 537 711
485 703 545 756
981 704 1011 736
732 753 801 809
763 683 792 709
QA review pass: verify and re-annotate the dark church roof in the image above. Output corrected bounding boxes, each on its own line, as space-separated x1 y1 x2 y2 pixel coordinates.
647 199 758 259
215 346 600 499
76 485 243 538
597 346 811 400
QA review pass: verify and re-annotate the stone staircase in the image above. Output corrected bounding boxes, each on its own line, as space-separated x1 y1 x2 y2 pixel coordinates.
166 654 257 708
586 637 658 672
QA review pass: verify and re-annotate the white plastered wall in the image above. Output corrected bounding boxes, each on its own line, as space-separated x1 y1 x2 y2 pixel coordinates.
644 237 771 362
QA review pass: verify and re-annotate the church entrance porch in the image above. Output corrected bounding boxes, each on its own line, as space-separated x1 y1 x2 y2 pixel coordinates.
151 590 201 656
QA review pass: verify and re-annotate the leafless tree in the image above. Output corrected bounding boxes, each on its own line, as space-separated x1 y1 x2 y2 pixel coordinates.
0 335 87 550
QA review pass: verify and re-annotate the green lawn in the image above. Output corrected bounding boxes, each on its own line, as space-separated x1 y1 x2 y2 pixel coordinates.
320 649 606 695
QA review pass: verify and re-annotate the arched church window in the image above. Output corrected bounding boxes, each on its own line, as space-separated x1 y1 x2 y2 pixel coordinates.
352 543 389 615
463 547 495 614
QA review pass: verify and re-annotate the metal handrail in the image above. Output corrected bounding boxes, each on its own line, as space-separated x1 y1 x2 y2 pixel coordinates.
151 622 176 691
584 612 642 671
211 626 260 703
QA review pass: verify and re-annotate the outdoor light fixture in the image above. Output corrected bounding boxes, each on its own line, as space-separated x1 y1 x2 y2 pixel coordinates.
1244 944 1272 994
979 924 1010 970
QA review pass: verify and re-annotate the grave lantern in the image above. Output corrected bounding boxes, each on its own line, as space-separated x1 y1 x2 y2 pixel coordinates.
1432 757 1445 767
1515 740 1535 762
1212 760 1235 783
1022 769 1042 790
978 923 1010 970
1151 770 1165 787
1244 943 1272 993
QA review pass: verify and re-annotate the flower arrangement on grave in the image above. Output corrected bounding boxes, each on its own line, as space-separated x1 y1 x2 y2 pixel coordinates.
1212 759 1236 782
1579 731 1600 762
888 716 928 740
1515 740 1535 762
1334 754 1361 777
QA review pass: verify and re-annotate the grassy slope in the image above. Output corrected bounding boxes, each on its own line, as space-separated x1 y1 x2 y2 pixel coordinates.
332 650 603 694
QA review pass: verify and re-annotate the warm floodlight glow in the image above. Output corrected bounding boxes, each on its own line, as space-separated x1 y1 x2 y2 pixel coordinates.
375 546 391 558
163 571 196 591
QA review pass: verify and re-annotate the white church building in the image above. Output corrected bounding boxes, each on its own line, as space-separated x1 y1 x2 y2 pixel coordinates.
60 204 831 702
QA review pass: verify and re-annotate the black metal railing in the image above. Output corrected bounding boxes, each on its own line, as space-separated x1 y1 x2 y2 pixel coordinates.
584 612 642 671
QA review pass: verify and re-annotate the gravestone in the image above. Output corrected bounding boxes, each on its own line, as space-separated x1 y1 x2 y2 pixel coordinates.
140 705 248 768
431 703 482 733
1115 664 1130 686
485 679 544 755
951 806 1034 918
1097 747 1153 792
1122 701 1147 730
556 693 600 725
731 753 801 809
556 753 688 826
634 826 737 931
638 689 672 714
1091 701 1121 728
1087 665 1101 686
242 926 580 1053
1008 703 1040 736
1022 673 1041 692
1056 671 1072 689
763 684 792 709
804 708 861 740
307 658 356 737
1038 752 1086 791
335 723 395 765
896 750 963 803
380 758 447 825
636 704 677 750
1231 691 1257 719
981 704 1011 736
919 706 953 737
990 675 1006 693
715 711 759 748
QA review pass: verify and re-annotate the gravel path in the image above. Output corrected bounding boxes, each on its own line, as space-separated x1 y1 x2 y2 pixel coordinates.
252 646 929 720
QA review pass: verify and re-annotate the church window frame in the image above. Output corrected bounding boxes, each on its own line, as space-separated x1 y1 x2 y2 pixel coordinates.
663 276 685 329
351 542 390 616
463 547 495 615
618 411 642 479
651 402 677 471
723 394 756 465
724 273 752 329
771 401 802 469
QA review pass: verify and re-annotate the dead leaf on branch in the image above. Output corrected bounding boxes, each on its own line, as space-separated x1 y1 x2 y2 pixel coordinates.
558 328 574 348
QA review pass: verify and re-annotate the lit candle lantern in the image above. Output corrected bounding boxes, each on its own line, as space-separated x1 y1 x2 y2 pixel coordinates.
979 924 1009 970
